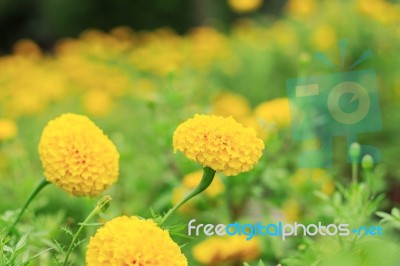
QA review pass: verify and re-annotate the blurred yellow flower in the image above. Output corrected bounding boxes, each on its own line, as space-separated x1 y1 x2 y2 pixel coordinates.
38 113 119 197
292 168 334 195
357 0 400 24
188 27 230 70
228 0 263 13
254 98 291 129
12 39 42 59
312 25 337 51
193 235 260 265
283 198 301 223
173 114 264 176
285 0 316 17
212 92 251 120
83 89 113 117
86 216 187 266
0 119 18 141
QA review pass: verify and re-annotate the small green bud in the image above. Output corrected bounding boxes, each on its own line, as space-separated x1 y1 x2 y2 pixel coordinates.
362 154 374 170
349 142 361 162
96 195 112 213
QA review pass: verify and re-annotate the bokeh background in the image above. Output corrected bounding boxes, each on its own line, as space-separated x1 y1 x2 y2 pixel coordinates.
1 0 400 265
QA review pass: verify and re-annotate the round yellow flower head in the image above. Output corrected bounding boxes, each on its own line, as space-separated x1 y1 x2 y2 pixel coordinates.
86 216 188 266
193 235 260 265
173 114 264 176
38 113 119 197
0 119 18 141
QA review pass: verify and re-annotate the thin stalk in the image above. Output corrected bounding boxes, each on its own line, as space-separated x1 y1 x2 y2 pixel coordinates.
352 162 358 184
160 167 216 226
8 178 50 235
63 195 111 266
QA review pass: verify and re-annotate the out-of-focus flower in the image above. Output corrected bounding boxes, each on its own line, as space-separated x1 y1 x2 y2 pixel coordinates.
83 89 113 117
228 0 263 13
357 0 400 25
86 216 187 266
12 39 42 60
283 198 301 223
0 119 17 141
172 170 224 213
270 21 298 49
173 114 264 176
311 25 337 51
193 235 260 265
188 27 230 70
292 168 334 196
211 92 251 120
254 98 291 130
285 0 316 17
38 113 119 197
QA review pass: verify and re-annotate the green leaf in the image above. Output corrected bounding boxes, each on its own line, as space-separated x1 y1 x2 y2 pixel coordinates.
391 208 400 218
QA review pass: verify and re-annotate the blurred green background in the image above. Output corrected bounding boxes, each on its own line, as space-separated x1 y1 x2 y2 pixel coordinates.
0 0 287 53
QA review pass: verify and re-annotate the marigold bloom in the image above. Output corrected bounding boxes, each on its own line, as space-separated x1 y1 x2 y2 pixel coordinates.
86 216 187 266
0 119 18 141
173 114 264 176
38 113 119 196
193 235 260 265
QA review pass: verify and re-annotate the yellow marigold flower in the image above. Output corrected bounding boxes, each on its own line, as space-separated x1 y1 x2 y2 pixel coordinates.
254 98 291 129
193 235 260 265
228 0 263 13
86 216 187 266
173 114 264 176
0 119 18 141
212 92 251 120
240 115 269 140
38 113 119 197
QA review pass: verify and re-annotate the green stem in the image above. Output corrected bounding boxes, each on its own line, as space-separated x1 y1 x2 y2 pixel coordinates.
352 162 358 184
160 167 216 226
63 195 111 266
8 178 50 235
